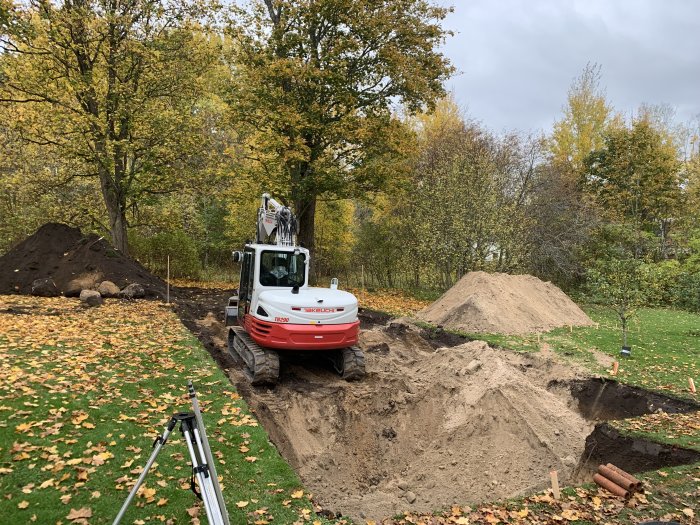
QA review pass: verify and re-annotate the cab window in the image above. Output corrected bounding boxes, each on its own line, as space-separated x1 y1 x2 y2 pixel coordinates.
259 251 306 287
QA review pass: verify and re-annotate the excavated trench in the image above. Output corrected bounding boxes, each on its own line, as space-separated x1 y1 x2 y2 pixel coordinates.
175 289 700 522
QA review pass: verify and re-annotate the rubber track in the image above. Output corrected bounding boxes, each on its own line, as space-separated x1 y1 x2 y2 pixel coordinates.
339 346 366 380
228 327 280 385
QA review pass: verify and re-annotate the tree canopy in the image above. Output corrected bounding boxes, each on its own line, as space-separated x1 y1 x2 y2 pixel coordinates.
228 0 453 251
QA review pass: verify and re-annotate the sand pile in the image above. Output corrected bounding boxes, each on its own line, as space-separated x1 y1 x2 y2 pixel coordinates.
418 271 594 334
235 320 592 521
0 223 166 297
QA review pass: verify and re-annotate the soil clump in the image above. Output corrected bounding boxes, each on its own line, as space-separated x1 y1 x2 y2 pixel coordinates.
418 271 594 335
0 223 166 297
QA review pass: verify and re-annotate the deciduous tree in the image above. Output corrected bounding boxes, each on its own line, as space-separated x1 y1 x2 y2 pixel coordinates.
1 0 221 255
228 0 452 253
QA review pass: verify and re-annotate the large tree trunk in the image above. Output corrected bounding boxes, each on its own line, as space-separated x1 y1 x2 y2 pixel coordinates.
295 194 316 254
99 172 129 255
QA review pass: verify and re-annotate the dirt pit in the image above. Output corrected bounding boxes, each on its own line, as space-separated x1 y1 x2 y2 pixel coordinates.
418 271 594 335
228 320 594 521
176 294 699 522
178 289 700 521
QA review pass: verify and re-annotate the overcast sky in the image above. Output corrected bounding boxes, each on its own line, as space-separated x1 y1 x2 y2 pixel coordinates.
437 0 700 134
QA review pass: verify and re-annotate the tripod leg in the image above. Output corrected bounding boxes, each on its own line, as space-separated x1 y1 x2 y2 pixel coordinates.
182 418 225 525
113 416 178 525
192 427 226 525
188 381 230 525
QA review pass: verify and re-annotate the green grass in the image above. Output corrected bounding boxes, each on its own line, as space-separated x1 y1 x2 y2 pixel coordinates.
0 296 322 525
544 305 700 400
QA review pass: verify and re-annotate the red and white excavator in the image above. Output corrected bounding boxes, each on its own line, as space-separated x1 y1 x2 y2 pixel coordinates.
225 193 365 384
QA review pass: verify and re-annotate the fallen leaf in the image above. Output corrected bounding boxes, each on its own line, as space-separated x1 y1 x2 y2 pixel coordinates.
18 500 29 509
291 490 304 499
236 501 249 508
66 507 92 520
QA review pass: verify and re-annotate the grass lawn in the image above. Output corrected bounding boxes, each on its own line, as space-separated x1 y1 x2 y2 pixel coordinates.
0 295 327 525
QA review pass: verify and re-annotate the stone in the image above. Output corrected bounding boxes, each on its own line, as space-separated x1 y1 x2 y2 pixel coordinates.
97 280 120 297
119 283 145 299
397 480 408 491
30 278 59 297
464 359 482 374
80 289 103 307
64 280 83 297
562 455 577 468
404 491 416 504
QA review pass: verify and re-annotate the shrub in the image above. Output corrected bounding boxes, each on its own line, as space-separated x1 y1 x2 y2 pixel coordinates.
130 229 201 279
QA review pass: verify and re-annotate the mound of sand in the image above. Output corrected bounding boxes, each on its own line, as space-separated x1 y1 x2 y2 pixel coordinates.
418 271 594 335
234 320 592 521
0 223 166 297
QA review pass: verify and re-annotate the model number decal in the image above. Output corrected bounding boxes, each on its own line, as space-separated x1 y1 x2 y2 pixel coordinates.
275 317 289 323
303 308 336 313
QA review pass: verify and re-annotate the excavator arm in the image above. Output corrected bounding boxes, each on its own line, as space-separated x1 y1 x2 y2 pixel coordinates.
257 193 298 246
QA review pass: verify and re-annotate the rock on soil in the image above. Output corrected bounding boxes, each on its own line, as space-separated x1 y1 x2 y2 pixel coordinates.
418 271 594 335
97 280 120 297
0 223 166 298
30 278 60 297
215 318 593 522
119 283 145 299
79 289 103 307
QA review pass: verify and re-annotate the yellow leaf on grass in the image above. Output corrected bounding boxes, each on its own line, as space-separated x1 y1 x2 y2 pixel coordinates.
15 422 32 433
560 509 579 521
66 507 92 520
455 517 470 524
245 456 258 462
683 508 695 519
139 487 156 501
236 501 249 508
18 500 29 509
39 478 54 489
291 490 304 499
157 498 168 506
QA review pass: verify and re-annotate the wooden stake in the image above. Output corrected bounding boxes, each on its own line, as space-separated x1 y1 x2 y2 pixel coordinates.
612 361 619 376
166 255 170 305
550 470 560 500
537 333 541 343
689 377 696 394
569 325 573 333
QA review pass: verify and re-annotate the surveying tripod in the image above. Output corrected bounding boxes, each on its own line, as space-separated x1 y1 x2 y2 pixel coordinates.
113 381 230 525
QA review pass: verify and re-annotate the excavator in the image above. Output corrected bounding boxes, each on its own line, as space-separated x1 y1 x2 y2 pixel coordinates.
225 193 365 384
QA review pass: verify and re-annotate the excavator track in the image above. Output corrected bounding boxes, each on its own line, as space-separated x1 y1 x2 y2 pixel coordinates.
228 326 280 385
333 346 366 380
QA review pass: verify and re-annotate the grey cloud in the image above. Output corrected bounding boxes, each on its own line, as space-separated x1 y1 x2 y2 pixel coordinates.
438 0 700 132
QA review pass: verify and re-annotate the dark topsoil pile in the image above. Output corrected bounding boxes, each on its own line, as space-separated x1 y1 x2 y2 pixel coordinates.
0 223 166 297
